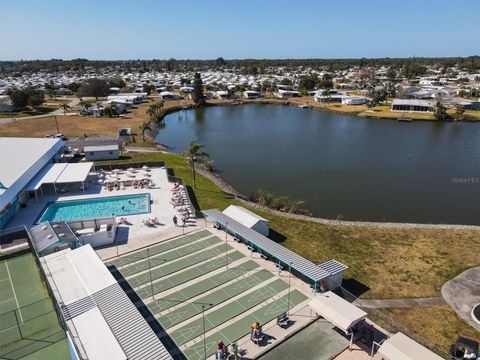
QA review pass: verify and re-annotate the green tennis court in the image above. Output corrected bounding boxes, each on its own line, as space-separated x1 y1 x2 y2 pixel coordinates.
127 243 235 288
147 260 260 314
182 290 308 360
160 269 274 329
118 236 221 278
170 278 289 345
136 251 245 299
107 229 212 268
0 252 69 360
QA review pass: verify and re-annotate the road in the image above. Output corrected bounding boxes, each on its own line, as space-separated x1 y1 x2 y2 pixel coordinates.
0 98 81 125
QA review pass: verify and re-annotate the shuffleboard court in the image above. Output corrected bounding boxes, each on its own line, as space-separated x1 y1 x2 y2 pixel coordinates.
107 229 212 268
127 243 235 288
182 290 308 360
136 251 245 299
119 236 221 277
170 278 289 346
147 260 260 314
160 269 274 329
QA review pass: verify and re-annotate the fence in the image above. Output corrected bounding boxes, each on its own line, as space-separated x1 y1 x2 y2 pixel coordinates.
340 287 451 359
0 298 66 360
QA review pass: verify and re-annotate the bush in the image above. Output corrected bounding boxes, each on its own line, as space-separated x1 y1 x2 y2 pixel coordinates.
251 189 311 215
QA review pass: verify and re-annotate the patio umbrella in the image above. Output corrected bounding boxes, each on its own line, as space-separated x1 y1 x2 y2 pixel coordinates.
127 167 135 172
142 165 149 171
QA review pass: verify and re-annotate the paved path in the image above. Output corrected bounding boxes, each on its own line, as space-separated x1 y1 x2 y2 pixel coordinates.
442 267 480 331
353 297 446 309
0 98 80 124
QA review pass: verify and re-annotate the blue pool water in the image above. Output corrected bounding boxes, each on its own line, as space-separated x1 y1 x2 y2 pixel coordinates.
38 194 150 223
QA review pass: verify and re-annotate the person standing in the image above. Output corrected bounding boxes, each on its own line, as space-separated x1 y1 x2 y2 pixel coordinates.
173 215 178 226
230 342 239 359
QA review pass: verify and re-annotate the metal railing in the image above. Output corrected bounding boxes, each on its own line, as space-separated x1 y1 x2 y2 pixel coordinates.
340 286 451 359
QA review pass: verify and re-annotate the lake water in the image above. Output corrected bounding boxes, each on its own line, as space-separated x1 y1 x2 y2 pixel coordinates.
156 105 480 225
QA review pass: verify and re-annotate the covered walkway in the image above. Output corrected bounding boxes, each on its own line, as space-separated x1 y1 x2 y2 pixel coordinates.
202 209 347 291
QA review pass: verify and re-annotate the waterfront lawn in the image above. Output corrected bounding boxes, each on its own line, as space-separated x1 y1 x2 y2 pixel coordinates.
96 151 480 301
381 305 480 352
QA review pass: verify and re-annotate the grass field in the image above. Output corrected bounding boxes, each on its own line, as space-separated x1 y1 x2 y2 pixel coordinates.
381 305 480 352
0 252 69 360
0 97 191 147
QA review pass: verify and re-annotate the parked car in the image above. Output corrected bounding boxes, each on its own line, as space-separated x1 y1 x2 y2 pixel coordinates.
55 134 67 140
449 336 479 359
44 134 54 138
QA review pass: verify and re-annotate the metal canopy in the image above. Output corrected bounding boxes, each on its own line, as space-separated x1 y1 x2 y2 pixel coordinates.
202 209 346 283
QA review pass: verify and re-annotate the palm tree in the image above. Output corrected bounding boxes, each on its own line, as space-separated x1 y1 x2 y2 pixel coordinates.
60 103 71 116
79 100 91 115
183 141 209 189
139 122 150 142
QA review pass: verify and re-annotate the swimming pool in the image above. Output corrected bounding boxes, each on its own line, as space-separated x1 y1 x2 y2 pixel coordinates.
38 194 150 223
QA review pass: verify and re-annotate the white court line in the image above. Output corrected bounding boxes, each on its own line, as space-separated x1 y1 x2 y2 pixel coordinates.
5 261 23 323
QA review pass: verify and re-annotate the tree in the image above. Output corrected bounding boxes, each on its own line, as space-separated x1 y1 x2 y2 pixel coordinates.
192 73 205 106
279 78 292 86
107 76 126 89
139 122 150 142
454 104 465 121
146 100 164 122
215 57 226 67
298 75 318 94
6 88 29 111
26 87 44 110
79 100 91 114
77 78 109 100
433 101 449 121
183 141 209 189
60 103 71 116
386 67 397 82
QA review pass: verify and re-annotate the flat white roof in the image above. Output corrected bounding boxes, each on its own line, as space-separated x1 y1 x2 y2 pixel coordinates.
0 137 63 189
55 162 93 184
378 332 443 360
42 246 125 359
25 162 93 190
223 205 268 228
309 291 367 332
41 245 172 360
25 163 67 191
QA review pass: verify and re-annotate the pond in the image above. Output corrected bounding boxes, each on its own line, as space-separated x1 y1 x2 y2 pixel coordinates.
156 104 480 225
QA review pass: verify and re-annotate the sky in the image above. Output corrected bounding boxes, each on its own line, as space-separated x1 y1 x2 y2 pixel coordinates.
1 0 479 60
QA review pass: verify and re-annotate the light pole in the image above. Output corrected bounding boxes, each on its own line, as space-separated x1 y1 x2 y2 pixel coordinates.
287 262 293 315
225 221 229 269
54 115 60 134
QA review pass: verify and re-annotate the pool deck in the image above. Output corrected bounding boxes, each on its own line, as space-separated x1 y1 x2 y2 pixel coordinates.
6 167 201 252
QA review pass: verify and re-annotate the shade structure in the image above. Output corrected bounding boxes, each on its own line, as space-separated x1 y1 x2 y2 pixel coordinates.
55 162 93 184
25 163 68 191
309 291 367 333
377 332 444 360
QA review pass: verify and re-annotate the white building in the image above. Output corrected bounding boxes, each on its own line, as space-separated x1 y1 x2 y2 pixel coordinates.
0 95 13 112
342 97 369 105
0 138 65 229
243 90 261 99
391 99 435 112
159 91 181 100
84 144 120 161
222 205 269 236
275 89 301 99
41 245 172 360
